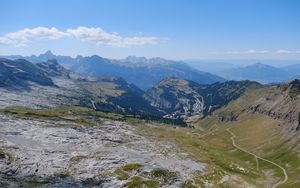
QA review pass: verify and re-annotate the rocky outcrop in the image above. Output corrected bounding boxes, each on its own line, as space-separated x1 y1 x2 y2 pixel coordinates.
286 79 300 98
296 113 300 131
219 79 300 130
218 111 238 122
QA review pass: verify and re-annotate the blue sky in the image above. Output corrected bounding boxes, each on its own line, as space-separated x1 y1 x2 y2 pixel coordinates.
0 0 299 60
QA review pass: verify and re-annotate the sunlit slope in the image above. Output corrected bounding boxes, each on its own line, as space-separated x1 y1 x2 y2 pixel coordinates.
193 80 300 187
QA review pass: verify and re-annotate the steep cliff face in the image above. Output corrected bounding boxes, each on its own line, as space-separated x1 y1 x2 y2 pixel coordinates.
248 79 300 129
215 79 300 131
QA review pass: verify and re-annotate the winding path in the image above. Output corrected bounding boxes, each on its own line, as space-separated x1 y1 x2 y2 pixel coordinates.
226 128 288 188
193 124 218 138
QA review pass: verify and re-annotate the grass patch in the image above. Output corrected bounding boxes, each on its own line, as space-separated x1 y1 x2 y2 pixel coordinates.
54 171 70 179
150 168 177 183
70 155 88 162
1 106 94 126
0 147 14 162
6 152 14 162
137 122 263 187
115 168 130 180
3 176 50 187
0 106 184 127
80 82 125 97
122 163 143 171
181 180 197 188
0 148 6 158
124 176 159 188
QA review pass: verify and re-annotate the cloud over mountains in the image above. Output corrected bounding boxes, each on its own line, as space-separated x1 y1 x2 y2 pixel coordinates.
0 26 159 47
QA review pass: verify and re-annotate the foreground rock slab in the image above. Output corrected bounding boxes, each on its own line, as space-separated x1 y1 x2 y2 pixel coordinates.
0 114 205 187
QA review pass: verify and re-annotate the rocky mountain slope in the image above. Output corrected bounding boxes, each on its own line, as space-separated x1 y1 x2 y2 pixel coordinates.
36 59 70 78
192 78 300 187
0 58 161 118
215 78 300 130
79 76 162 117
0 58 54 87
144 77 260 121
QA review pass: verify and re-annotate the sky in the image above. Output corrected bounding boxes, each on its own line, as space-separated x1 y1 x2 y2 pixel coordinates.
0 0 300 60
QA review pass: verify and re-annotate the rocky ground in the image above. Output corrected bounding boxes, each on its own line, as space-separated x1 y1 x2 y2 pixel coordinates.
0 113 205 187
0 78 82 110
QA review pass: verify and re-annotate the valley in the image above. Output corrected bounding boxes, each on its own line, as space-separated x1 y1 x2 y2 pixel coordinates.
1 1 299 187
1 103 299 187
0 57 299 187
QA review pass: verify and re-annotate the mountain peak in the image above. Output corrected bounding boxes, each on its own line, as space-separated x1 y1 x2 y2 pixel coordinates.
43 50 54 56
38 50 56 60
249 62 269 68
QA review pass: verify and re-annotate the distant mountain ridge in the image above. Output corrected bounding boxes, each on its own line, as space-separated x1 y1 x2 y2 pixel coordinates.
219 62 293 84
188 60 300 84
283 64 300 78
2 51 225 90
4 52 300 86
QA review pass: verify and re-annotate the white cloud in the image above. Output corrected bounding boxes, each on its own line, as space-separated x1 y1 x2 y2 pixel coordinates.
245 50 269 54
0 26 159 47
0 37 12 44
226 50 269 54
276 49 300 54
276 49 291 54
3 27 67 45
66 27 158 47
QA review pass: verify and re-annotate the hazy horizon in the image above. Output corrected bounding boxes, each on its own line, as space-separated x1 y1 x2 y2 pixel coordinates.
2 50 300 68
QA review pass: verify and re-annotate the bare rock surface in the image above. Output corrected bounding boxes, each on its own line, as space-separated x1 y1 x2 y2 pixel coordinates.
0 78 82 109
0 114 205 187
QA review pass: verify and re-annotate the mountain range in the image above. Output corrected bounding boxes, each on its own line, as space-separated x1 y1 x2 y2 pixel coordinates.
2 51 225 90
0 58 257 123
219 62 291 83
187 60 300 84
4 51 300 87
